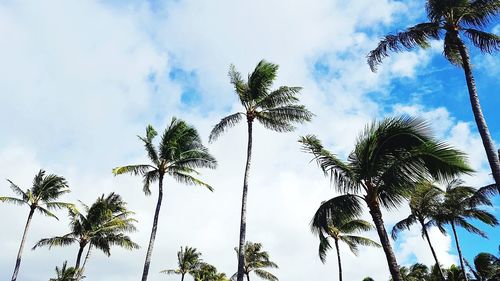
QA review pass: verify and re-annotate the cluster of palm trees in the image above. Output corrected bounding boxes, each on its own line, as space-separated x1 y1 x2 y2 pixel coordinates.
1 1 499 281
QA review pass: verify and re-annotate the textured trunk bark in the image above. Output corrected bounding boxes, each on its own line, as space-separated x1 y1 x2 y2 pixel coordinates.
420 220 445 281
456 38 500 192
451 222 468 281
246 273 250 281
76 244 92 281
141 173 164 281
75 243 86 270
237 120 253 281
181 273 185 281
368 202 402 281
334 238 343 281
11 207 35 281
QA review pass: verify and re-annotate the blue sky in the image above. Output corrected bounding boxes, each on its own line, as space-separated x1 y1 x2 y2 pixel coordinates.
0 0 498 280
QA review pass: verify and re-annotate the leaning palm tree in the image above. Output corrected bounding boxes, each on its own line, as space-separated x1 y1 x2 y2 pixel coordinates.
231 241 279 281
312 216 380 281
300 116 472 281
0 169 71 281
433 179 498 280
160 246 203 281
113 117 217 281
49 261 83 281
209 60 312 281
391 181 446 281
367 0 500 191
33 192 138 279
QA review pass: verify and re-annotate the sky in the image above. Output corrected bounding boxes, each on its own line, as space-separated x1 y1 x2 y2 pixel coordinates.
0 0 498 280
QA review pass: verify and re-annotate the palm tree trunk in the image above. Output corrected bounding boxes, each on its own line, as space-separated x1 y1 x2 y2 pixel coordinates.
75 243 86 270
141 173 164 281
420 220 445 281
237 120 253 281
451 222 468 281
456 38 500 192
246 273 250 281
334 238 343 281
76 244 92 281
11 207 35 281
181 273 185 281
368 202 402 281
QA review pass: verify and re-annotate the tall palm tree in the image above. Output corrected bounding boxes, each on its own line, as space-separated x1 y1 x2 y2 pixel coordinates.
49 261 82 281
433 179 498 280
231 241 279 281
113 117 217 281
33 192 139 279
465 252 500 281
312 216 380 281
391 182 447 281
367 0 500 191
209 60 312 281
160 246 203 281
0 169 71 281
300 116 472 281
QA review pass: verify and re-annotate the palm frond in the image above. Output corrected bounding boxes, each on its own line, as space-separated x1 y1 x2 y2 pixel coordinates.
142 170 160 196
461 0 500 28
463 28 500 53
340 235 381 255
171 172 214 191
138 127 160 166
391 215 418 240
443 32 463 66
254 112 295 132
256 86 301 108
36 205 59 220
367 22 441 71
160 269 180 275
33 235 77 250
6 179 29 201
317 233 332 263
339 219 374 234
0 196 28 206
253 269 278 281
311 194 364 235
209 112 244 143
248 60 279 101
112 164 154 176
229 64 249 105
259 104 313 126
44 201 75 211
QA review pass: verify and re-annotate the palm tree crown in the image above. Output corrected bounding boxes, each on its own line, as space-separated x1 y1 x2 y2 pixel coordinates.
49 261 82 281
161 246 203 281
232 242 279 281
300 116 472 281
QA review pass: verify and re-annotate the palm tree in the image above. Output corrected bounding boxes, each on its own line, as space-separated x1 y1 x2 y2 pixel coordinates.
49 261 82 281
367 0 500 191
312 216 380 281
191 262 229 281
113 117 217 281
445 264 468 281
433 179 498 280
0 169 71 281
209 60 312 281
231 241 279 281
300 116 472 281
33 192 138 279
391 182 447 281
161 246 203 281
392 263 430 281
465 252 500 281
362 278 375 281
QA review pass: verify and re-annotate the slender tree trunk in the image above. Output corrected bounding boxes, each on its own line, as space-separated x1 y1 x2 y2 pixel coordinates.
334 238 343 281
75 243 86 270
246 273 250 281
368 202 402 281
11 207 35 281
420 220 445 281
451 222 468 281
141 173 164 281
456 38 500 192
237 120 253 281
76 244 92 281
181 273 185 281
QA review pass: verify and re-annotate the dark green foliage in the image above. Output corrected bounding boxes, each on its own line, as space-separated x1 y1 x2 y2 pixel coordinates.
161 246 203 279
231 242 279 281
49 261 82 281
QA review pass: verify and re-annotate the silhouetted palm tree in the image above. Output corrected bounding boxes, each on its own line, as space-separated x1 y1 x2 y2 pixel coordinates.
113 117 217 281
312 215 380 281
300 116 472 281
33 192 138 279
161 246 203 281
209 60 312 281
0 169 71 281
231 242 279 281
367 0 500 191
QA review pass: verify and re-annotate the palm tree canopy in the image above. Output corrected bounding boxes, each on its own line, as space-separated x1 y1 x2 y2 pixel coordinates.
33 192 139 255
231 242 278 281
49 261 83 281
0 169 72 219
209 60 313 142
191 262 228 281
467 252 500 280
161 246 202 276
113 117 217 195
368 0 500 71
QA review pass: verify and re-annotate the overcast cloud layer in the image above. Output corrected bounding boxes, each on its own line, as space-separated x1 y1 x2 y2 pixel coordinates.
0 1 498 281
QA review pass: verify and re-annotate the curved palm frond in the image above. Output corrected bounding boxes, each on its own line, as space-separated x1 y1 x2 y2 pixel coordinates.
392 215 418 240
209 112 244 143
0 196 28 206
256 86 301 108
340 235 381 256
463 28 500 53
112 164 154 176
254 269 278 281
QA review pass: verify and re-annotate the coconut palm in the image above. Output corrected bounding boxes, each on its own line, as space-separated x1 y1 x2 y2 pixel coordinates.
0 169 71 281
367 0 500 191
113 117 217 281
33 192 138 279
49 261 82 281
231 242 278 281
433 179 498 280
391 263 430 281
391 182 446 281
209 60 312 281
160 246 203 281
445 264 468 281
465 252 500 281
300 116 472 281
312 215 380 281
191 262 229 281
